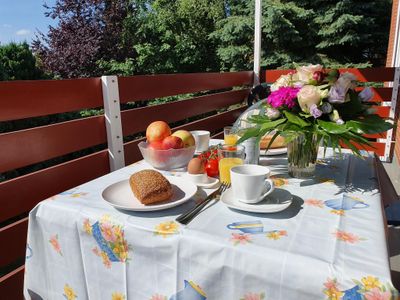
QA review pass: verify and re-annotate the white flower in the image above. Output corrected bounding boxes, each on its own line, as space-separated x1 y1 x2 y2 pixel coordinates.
297 85 322 113
329 109 341 122
328 72 356 104
271 74 291 91
265 107 280 120
294 64 323 83
340 72 357 82
336 119 345 125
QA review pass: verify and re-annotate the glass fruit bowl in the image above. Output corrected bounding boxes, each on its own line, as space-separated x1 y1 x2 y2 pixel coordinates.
138 141 196 170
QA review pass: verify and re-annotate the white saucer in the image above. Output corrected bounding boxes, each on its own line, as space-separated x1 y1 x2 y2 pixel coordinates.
221 187 293 213
102 176 197 212
260 147 287 156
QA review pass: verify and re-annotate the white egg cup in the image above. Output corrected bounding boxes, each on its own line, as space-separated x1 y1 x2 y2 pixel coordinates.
184 173 219 188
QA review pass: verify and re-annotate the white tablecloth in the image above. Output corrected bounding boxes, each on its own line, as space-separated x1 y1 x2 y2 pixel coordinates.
24 144 398 300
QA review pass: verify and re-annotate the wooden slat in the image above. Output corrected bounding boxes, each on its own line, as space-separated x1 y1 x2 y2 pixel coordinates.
212 131 224 139
119 71 253 103
121 89 249 136
340 141 386 156
0 116 107 173
0 78 103 121
124 107 246 164
265 70 292 83
0 150 110 223
339 68 395 83
364 132 387 139
374 106 391 118
265 68 395 83
0 265 24 300
0 218 28 267
355 87 393 102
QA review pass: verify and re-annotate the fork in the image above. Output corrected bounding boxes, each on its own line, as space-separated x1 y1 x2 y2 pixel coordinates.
175 182 228 223
176 182 230 225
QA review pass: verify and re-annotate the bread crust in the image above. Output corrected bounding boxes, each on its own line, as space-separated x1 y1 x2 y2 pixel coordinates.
129 170 173 205
260 135 286 149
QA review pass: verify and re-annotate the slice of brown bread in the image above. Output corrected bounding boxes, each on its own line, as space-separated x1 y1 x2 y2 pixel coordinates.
129 170 173 205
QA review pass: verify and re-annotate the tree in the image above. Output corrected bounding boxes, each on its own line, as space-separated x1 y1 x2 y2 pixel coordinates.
313 0 392 66
212 1 318 71
212 0 391 71
34 0 392 77
32 0 134 78
125 0 226 74
0 42 44 81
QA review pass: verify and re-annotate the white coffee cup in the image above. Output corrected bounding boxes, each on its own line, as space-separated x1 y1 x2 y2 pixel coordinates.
190 130 210 152
230 165 275 204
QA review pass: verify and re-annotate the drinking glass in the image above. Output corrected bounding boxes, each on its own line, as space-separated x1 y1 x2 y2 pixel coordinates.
224 126 238 145
218 144 245 183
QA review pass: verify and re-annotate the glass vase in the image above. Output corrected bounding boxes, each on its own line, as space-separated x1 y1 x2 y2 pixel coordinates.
287 132 321 178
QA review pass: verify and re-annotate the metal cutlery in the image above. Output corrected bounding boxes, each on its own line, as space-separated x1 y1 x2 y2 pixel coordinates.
176 181 230 225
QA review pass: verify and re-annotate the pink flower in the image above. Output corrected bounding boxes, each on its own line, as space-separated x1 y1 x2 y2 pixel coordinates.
267 87 300 109
92 247 100 256
231 233 252 245
279 230 287 236
150 294 167 300
49 235 62 255
242 292 264 300
101 222 117 243
333 230 361 244
324 278 338 290
364 287 391 300
304 199 324 208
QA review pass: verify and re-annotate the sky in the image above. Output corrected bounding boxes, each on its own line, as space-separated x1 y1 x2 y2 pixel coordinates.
0 0 56 45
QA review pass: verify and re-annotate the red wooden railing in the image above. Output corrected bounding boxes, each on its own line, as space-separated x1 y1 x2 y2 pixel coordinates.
265 67 399 160
0 71 252 299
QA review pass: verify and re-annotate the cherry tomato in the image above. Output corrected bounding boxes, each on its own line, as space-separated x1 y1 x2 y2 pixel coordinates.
205 159 219 177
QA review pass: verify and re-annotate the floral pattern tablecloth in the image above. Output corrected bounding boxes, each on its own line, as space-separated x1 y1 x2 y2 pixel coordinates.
24 143 398 300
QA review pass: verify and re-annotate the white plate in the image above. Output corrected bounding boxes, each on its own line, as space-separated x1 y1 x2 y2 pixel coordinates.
102 176 197 212
260 147 287 156
221 187 293 213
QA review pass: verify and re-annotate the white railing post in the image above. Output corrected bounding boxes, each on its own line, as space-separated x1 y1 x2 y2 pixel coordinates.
382 67 400 162
253 0 262 87
101 76 125 171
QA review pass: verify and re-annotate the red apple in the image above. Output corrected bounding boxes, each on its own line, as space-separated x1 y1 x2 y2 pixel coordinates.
172 130 195 148
148 140 163 150
146 121 171 143
161 136 184 150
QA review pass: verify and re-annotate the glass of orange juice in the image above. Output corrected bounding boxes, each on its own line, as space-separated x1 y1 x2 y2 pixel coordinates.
218 144 245 183
224 126 238 145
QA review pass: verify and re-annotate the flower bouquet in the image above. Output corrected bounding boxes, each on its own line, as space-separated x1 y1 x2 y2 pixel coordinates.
237 64 392 178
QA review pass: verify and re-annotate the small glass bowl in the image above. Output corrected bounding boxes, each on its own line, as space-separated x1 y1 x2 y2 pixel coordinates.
138 141 195 170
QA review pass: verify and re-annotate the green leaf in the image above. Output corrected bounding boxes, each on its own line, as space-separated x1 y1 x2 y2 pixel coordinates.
339 138 362 157
317 120 350 134
248 115 272 124
346 115 393 134
343 131 372 147
260 118 286 131
236 127 260 145
283 111 311 128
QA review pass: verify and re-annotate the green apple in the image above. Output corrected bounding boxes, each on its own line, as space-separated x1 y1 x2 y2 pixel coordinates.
171 130 195 148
